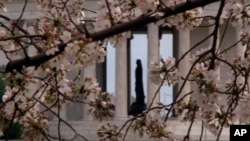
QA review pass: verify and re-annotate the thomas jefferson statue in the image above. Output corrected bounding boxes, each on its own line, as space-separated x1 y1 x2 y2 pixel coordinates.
129 59 146 116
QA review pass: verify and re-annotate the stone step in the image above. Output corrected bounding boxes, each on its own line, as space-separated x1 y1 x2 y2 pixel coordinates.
48 119 230 141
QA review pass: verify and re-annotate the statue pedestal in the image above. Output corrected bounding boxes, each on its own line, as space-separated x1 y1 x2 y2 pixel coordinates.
128 102 147 116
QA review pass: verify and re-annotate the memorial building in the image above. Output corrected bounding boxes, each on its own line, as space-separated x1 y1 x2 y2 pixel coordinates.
1 0 245 140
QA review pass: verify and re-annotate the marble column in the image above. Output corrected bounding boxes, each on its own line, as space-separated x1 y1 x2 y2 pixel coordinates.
83 47 97 120
235 27 246 124
235 27 245 57
176 29 191 108
236 27 245 112
115 37 128 119
58 104 67 120
147 23 160 108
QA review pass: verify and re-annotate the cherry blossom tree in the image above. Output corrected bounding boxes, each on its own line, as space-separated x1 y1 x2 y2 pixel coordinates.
0 0 250 141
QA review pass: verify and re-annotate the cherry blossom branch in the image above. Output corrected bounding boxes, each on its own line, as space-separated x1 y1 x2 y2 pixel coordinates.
82 7 97 14
88 0 219 41
34 97 88 141
114 93 191 140
208 0 225 70
0 35 46 41
122 120 134 141
12 0 28 32
105 0 115 26
217 16 230 53
183 105 197 141
4 104 17 141
0 14 44 53
164 32 215 121
199 121 204 141
5 0 220 72
215 97 236 141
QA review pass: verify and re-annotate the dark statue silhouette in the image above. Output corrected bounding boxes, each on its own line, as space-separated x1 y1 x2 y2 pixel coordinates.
129 59 147 116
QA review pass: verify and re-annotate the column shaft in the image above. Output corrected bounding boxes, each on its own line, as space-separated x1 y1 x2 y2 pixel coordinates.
147 23 160 108
83 61 96 119
236 27 245 57
115 38 128 119
176 30 191 105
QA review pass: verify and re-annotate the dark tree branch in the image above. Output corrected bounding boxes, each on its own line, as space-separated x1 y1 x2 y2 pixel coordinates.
5 0 220 72
105 0 115 26
88 0 219 41
208 0 225 70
